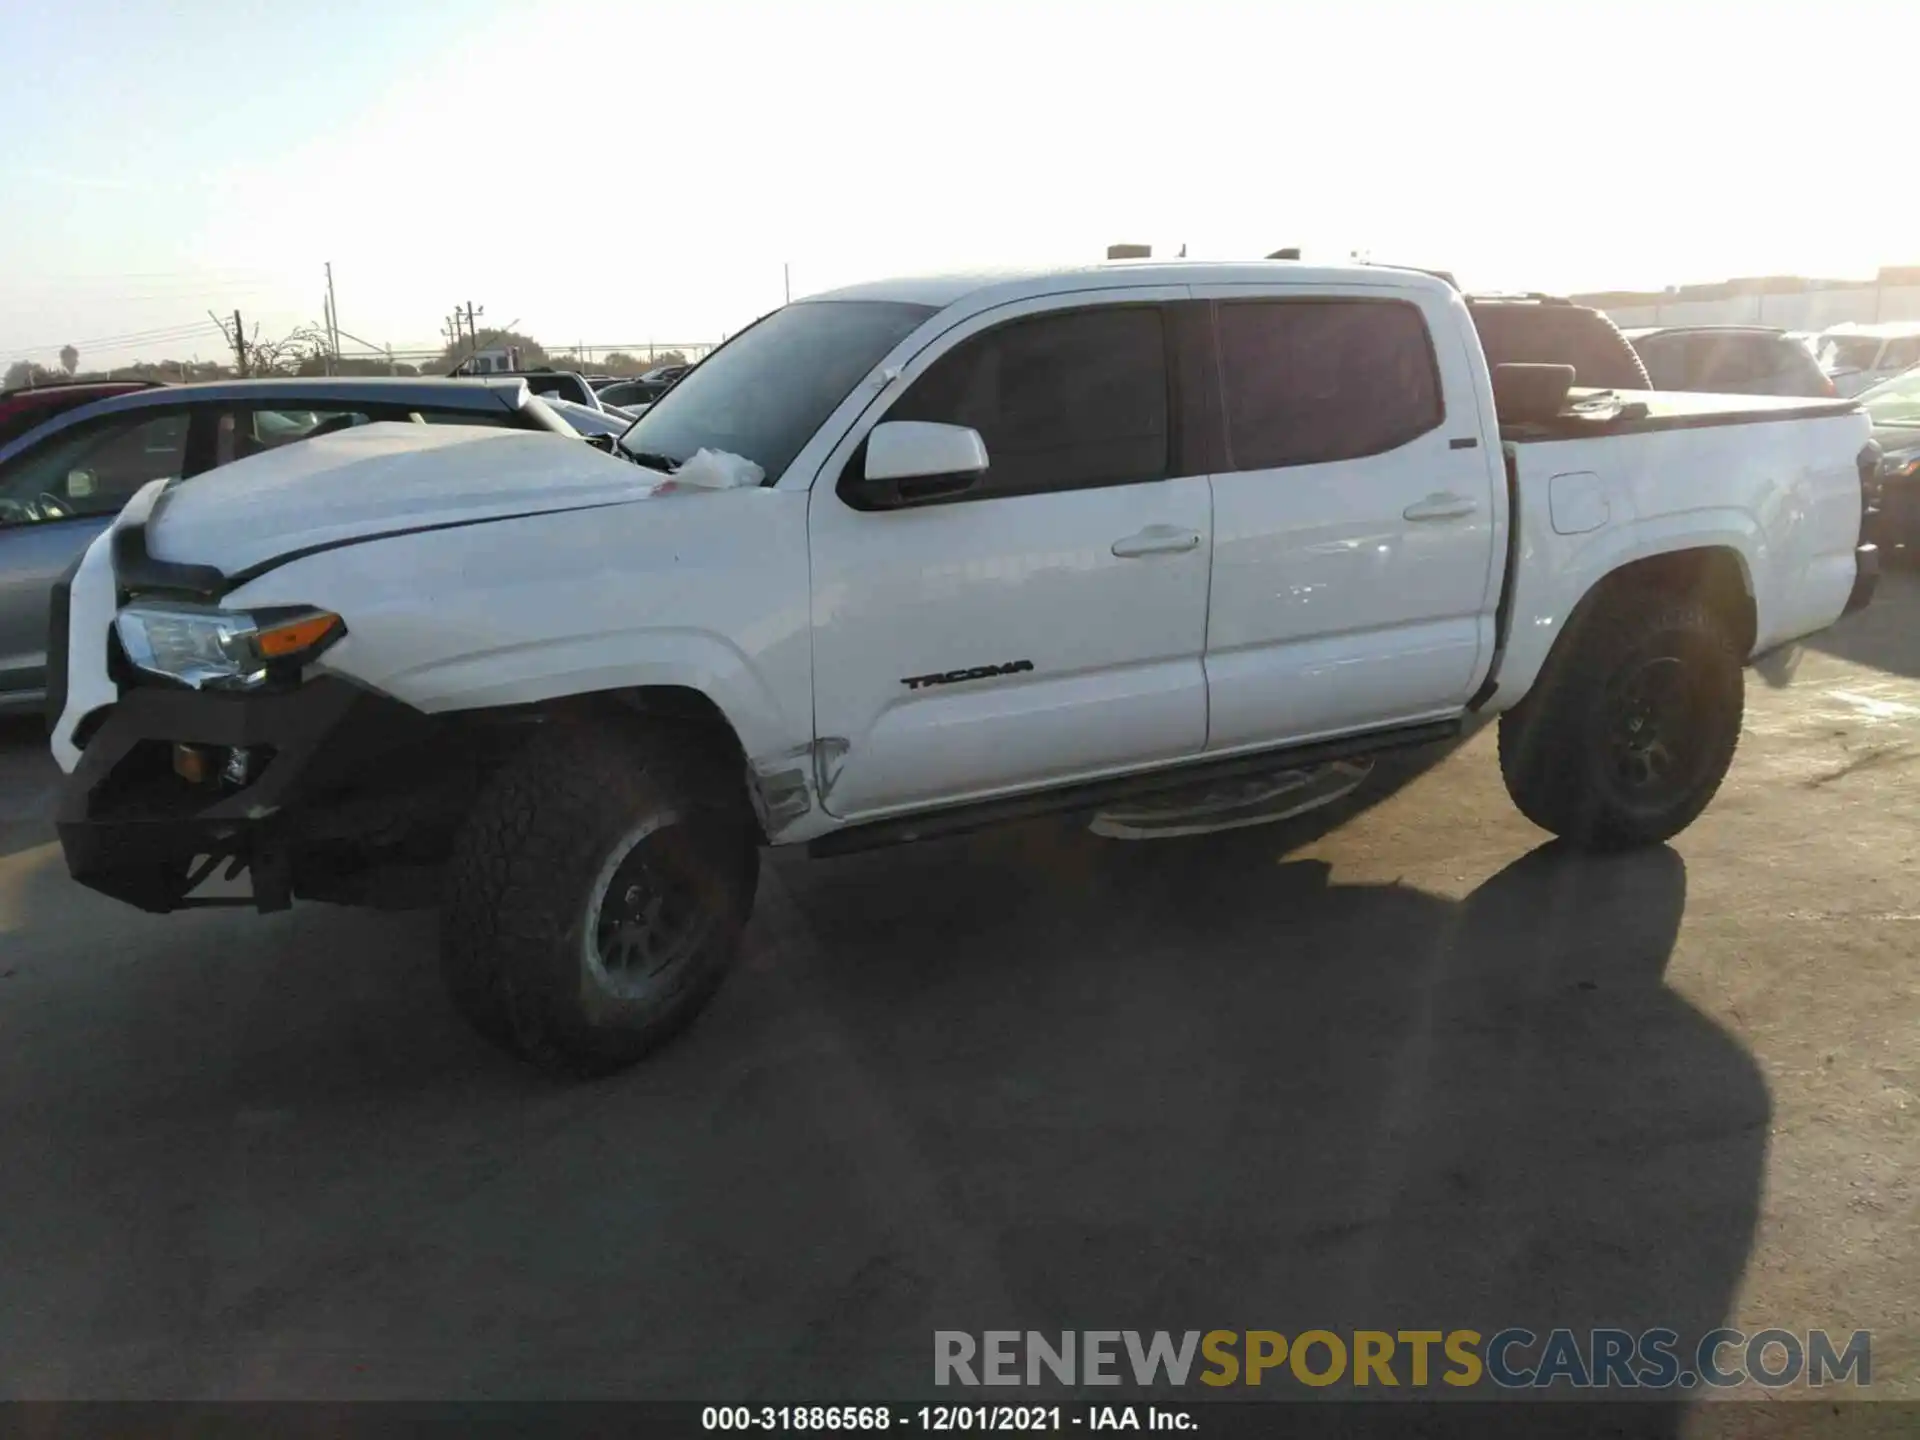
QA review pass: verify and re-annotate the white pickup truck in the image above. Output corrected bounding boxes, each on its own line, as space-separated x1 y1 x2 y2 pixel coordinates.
48 262 1879 1074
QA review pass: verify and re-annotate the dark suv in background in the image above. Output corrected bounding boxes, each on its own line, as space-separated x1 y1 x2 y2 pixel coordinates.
1626 326 1837 398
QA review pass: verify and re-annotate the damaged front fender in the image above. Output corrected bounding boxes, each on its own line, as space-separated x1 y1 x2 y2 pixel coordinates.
747 736 847 840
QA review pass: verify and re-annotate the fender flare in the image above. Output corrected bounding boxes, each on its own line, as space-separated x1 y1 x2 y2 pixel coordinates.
1492 510 1762 708
325 626 796 764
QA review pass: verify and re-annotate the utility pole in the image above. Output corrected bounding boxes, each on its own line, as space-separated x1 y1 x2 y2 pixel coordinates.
466 301 480 365
784 262 790 304
212 308 249 376
324 262 340 361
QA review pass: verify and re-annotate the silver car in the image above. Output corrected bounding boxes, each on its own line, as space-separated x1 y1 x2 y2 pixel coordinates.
0 376 576 716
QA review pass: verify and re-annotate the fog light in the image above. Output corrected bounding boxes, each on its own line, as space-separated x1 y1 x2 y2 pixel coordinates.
172 744 213 784
222 747 254 787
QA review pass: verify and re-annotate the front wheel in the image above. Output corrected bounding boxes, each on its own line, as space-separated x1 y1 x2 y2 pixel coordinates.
1498 592 1744 849
440 720 759 1076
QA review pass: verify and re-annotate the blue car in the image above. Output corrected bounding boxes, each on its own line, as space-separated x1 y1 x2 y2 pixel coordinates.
0 376 576 716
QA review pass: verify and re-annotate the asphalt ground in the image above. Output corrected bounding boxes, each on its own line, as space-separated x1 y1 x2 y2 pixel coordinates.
0 576 1915 1410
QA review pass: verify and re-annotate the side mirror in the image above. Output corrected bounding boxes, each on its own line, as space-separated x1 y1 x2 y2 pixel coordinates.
855 421 988 508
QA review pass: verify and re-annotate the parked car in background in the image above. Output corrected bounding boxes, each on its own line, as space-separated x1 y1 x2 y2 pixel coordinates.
596 363 693 410
541 395 636 437
1816 323 1920 397
0 380 161 449
1625 326 1837 398
0 377 575 715
1859 365 1920 555
1465 294 1651 390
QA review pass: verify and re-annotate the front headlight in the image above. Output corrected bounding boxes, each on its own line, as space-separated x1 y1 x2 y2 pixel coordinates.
114 602 344 691
1883 451 1920 482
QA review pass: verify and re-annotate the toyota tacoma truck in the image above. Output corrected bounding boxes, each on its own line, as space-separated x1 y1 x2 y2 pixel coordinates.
47 262 1880 1074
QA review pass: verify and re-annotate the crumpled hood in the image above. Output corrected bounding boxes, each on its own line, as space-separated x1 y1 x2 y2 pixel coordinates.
146 422 664 575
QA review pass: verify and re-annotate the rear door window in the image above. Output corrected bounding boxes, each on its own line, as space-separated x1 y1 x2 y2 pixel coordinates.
212 405 519 466
1632 336 1695 389
1700 337 1773 388
1215 299 1442 471
1880 338 1920 374
215 408 375 465
1820 336 1883 373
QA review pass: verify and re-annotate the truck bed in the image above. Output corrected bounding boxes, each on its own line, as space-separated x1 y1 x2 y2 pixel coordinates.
1502 387 1860 443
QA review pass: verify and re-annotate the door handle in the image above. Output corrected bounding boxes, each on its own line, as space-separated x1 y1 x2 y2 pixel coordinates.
1402 492 1478 522
1112 525 1203 558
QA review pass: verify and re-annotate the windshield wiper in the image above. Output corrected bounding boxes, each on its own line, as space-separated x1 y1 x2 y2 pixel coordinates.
622 449 682 473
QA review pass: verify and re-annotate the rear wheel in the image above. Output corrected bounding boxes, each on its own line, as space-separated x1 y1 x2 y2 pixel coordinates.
1498 591 1743 849
440 719 759 1076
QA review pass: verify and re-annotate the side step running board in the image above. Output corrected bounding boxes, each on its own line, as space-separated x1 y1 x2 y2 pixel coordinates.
806 718 1463 858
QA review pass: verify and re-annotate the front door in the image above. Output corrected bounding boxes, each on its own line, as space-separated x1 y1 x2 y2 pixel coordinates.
1192 285 1505 751
0 408 193 705
808 291 1213 820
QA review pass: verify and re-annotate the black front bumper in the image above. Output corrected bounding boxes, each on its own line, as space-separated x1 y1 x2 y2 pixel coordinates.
57 677 435 913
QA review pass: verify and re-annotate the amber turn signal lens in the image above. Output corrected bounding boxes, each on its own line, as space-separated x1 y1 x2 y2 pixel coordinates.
172 744 213 784
255 612 342 659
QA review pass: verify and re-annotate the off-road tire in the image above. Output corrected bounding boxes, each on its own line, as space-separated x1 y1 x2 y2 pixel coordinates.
1498 590 1743 849
441 718 759 1076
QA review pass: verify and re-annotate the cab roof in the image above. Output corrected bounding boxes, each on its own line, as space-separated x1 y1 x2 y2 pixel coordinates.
802 260 1455 312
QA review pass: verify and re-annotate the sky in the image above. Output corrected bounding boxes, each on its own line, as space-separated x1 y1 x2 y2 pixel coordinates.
3 0 1915 370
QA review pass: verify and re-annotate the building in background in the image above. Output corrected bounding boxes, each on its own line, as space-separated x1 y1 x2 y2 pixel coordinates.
463 345 522 375
1576 266 1920 332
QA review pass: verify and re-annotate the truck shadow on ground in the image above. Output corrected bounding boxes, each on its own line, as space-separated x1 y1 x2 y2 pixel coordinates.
0 733 1763 1421
1796 565 1920 684
757 809 1759 1420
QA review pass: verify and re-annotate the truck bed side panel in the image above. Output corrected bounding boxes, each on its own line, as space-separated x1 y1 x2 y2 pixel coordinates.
1489 409 1868 709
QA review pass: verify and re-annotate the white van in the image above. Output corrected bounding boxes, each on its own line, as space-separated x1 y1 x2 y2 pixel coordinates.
1815 322 1920 397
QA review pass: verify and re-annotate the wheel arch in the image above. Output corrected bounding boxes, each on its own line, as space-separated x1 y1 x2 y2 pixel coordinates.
509 684 778 843
1491 530 1761 711
1586 545 1757 657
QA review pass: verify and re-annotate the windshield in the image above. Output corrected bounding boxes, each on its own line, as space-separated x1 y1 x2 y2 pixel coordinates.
1817 336 1882 373
1862 368 1920 427
619 300 935 480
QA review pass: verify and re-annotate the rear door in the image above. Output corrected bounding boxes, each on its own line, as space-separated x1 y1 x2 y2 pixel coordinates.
807 290 1214 818
1190 284 1505 750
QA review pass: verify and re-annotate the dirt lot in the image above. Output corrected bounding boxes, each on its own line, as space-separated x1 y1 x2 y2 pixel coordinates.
0 578 1915 1408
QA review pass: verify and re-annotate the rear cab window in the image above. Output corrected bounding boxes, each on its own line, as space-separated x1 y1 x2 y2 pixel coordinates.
1468 301 1651 390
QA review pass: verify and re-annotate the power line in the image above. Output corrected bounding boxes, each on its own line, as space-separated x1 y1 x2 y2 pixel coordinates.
34 266 294 282
0 320 226 360
5 319 225 351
